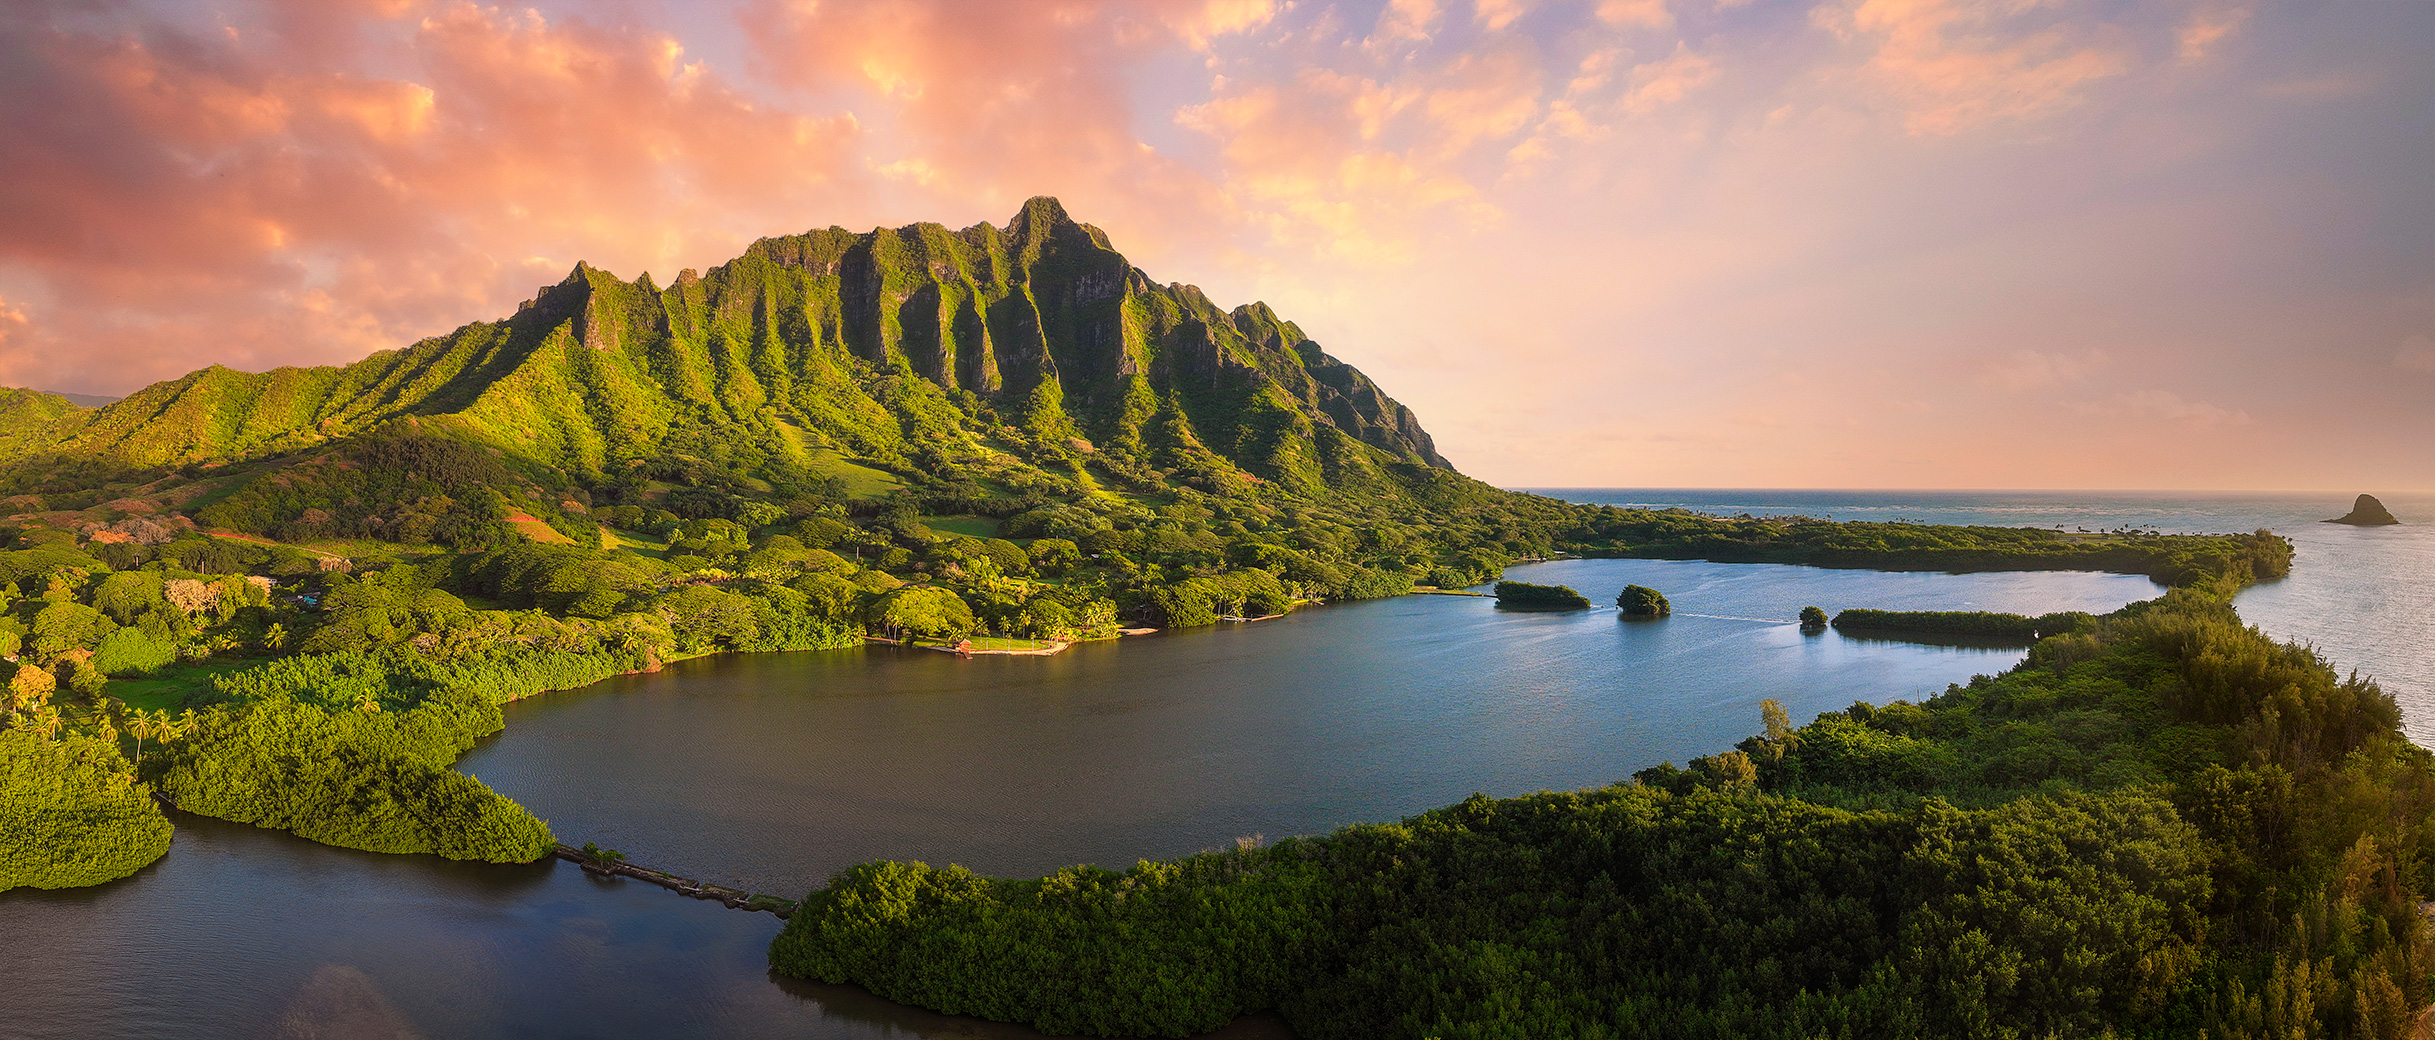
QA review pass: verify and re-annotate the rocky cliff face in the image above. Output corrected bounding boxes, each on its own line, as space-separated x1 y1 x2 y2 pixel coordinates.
9 198 1449 498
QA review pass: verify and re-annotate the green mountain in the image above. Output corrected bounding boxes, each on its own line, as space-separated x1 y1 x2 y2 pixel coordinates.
0 388 86 461
0 198 2286 597
4 199 1446 504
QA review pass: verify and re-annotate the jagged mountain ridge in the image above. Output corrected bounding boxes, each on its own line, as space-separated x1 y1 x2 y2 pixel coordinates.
5 198 1448 501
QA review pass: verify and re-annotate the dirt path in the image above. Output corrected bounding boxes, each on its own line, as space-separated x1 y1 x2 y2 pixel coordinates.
202 530 348 560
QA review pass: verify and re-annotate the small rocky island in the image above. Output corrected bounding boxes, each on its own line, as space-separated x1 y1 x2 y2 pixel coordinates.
1617 585 1672 618
2325 494 2401 526
1494 581 1592 610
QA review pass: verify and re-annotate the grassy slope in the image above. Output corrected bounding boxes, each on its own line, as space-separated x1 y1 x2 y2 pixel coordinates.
0 388 86 461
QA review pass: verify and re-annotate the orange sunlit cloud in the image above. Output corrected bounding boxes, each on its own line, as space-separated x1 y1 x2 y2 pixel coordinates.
0 0 2427 490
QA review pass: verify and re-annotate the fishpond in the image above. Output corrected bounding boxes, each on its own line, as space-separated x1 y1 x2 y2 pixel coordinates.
3 557 2158 1039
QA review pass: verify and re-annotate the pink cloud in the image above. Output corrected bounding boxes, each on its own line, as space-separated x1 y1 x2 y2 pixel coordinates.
1473 0 1541 33
0 0 868 393
0 0 2421 492
1813 0 2131 135
2176 3 2250 63
1979 349 2110 391
1619 43 1716 114
1595 0 1672 30
734 0 1235 250
2077 390 2252 427
1178 68 1500 265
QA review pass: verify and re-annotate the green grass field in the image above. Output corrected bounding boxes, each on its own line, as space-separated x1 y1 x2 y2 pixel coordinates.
106 659 256 711
899 635 1059 652
917 515 1002 539
599 526 671 557
805 447 905 500
964 636 1056 651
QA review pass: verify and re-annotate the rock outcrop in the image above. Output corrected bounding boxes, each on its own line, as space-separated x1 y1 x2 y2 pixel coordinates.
2325 494 2401 526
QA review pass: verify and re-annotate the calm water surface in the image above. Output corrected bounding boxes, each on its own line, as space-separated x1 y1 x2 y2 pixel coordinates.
456 559 2153 894
4 558 2152 1039
14 490 2414 1039
1533 490 2435 744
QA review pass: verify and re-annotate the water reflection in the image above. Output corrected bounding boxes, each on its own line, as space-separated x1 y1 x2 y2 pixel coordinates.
5 558 2158 1039
456 558 2155 894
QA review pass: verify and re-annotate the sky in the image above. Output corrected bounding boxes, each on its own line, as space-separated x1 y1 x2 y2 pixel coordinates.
0 0 2427 491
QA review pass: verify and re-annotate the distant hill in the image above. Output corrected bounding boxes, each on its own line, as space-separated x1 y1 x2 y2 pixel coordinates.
0 387 87 460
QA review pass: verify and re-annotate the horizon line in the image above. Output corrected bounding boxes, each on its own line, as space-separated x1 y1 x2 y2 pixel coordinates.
1507 486 2431 497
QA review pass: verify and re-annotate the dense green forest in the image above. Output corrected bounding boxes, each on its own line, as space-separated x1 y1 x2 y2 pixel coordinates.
1493 580 1591 610
0 729 171 889
1563 509 2293 587
1831 608 2096 640
771 581 2431 1039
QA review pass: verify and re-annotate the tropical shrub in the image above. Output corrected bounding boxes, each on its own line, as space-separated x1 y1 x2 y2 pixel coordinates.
0 731 173 890
1616 584 1670 616
150 688 551 862
866 586 976 641
1492 581 1589 610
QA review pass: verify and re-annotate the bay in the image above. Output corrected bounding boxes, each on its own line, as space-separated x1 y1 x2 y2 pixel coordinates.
1530 489 2435 745
453 559 2153 895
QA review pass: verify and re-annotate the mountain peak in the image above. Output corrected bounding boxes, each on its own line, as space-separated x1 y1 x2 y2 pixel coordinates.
4 200 1456 494
1012 195 1075 228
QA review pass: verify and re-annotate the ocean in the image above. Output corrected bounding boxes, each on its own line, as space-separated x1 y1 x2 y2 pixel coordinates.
1526 489 2435 746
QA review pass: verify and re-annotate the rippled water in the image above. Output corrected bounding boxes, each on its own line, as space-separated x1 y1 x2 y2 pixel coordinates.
12 490 2413 1039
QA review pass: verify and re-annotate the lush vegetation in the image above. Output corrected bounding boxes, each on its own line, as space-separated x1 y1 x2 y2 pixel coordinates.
0 197 2316 902
1493 581 1591 610
1563 510 2293 587
1799 605 1829 630
0 729 172 890
149 684 549 861
1616 584 1670 617
1831 608 2094 640
772 578 2431 1039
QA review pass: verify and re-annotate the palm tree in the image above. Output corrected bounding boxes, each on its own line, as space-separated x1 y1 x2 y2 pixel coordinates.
126 709 153 758
127 708 172 760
